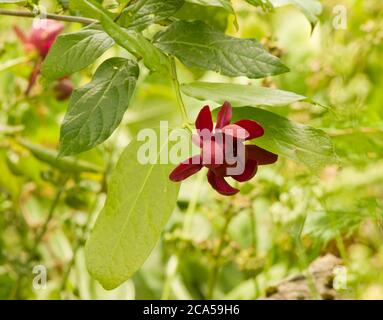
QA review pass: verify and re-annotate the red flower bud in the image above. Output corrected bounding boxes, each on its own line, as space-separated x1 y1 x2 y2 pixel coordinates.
54 78 73 101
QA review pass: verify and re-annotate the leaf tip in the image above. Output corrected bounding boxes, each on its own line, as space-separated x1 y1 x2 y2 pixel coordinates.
57 144 71 158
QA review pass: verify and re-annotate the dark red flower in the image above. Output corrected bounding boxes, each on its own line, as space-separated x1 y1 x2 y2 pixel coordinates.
14 20 72 99
14 20 64 58
169 102 278 196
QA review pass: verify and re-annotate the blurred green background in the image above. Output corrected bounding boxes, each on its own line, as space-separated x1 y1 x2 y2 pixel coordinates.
0 0 383 300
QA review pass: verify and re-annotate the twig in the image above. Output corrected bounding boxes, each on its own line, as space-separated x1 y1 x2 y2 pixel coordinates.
0 9 97 25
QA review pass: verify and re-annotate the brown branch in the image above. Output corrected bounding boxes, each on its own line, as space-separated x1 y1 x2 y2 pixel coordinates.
0 8 97 25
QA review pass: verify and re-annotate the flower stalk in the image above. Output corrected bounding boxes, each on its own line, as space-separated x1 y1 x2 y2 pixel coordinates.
169 56 193 132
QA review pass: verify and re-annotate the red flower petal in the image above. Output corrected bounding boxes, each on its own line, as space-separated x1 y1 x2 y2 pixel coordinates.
207 170 239 196
13 26 28 44
202 139 224 168
169 155 203 182
216 101 232 129
30 20 64 57
246 145 278 165
221 124 249 140
231 159 258 182
193 129 213 149
235 120 264 140
192 133 203 148
195 105 213 132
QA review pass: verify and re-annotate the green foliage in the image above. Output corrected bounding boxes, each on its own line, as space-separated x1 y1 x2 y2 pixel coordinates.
1 0 383 301
118 0 185 30
271 0 322 25
85 0 170 74
59 57 139 156
154 20 289 79
186 0 234 14
173 2 229 31
19 139 103 173
182 82 306 107
211 106 337 171
42 27 114 80
85 135 180 290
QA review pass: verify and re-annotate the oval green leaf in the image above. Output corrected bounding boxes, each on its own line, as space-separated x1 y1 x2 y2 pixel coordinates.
154 20 289 79
119 0 185 30
182 82 306 107
217 107 338 171
85 135 180 290
59 57 139 156
42 28 114 80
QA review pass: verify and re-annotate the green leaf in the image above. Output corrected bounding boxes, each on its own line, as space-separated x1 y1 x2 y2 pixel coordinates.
185 0 237 28
271 0 322 25
59 58 139 156
81 0 170 74
69 0 115 19
174 2 229 32
85 134 180 290
186 0 233 12
246 0 273 11
0 151 20 203
182 82 306 107
217 107 338 171
41 27 114 80
118 0 185 30
17 139 102 173
154 20 289 79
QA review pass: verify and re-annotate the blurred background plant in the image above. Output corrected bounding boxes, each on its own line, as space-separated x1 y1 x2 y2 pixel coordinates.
0 0 383 300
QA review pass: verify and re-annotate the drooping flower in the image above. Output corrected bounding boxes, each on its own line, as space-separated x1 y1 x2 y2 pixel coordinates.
14 20 72 99
14 20 64 58
169 102 278 196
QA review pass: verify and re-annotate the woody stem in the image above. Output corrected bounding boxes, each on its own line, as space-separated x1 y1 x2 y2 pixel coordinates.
169 56 192 132
0 8 97 25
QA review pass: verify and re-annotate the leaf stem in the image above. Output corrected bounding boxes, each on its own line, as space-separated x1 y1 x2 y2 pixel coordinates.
169 56 192 132
0 8 97 25
114 0 134 22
